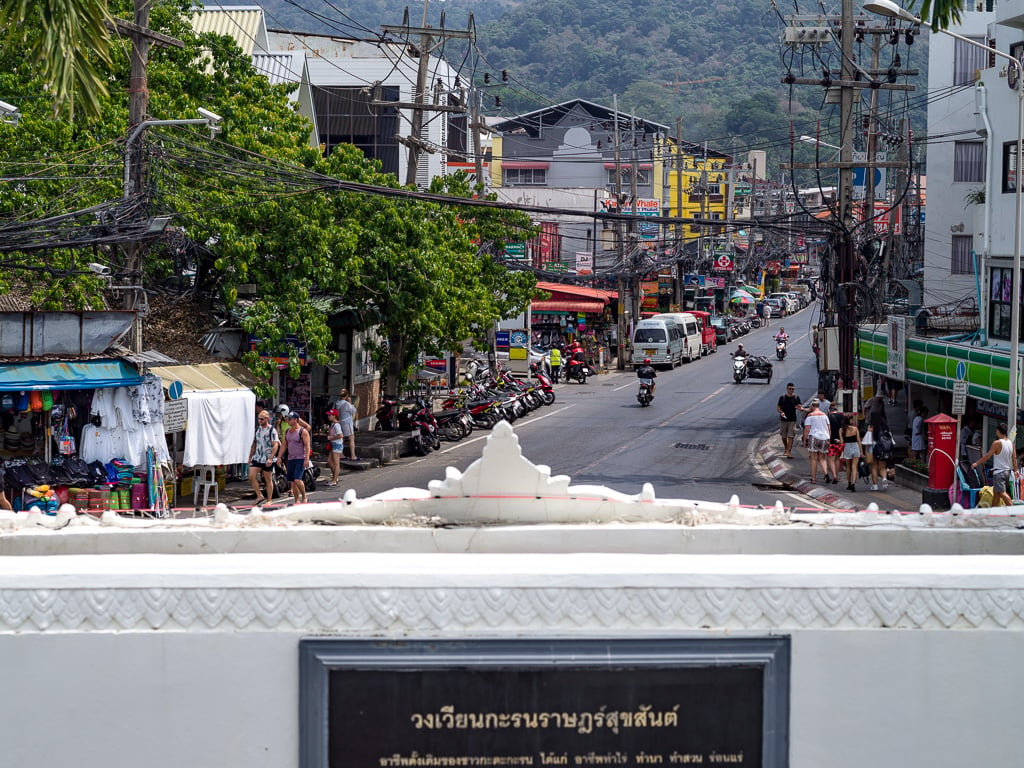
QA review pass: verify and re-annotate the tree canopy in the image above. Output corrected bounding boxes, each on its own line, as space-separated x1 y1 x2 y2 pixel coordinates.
0 0 537 393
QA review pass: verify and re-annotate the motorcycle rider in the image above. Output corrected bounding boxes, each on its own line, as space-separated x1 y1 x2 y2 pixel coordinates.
774 327 789 343
636 357 657 397
732 343 747 358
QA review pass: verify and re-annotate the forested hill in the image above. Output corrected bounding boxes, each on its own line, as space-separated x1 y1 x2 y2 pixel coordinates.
249 0 928 165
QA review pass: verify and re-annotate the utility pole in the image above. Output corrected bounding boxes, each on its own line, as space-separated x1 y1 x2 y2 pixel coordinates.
674 116 684 310
630 113 640 324
614 95 626 370
381 6 472 188
781 6 916 392
119 0 185 353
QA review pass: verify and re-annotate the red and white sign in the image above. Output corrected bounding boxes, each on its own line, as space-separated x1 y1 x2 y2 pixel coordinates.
714 254 734 272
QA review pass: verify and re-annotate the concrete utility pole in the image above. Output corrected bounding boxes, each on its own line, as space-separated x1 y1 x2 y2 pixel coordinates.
120 0 185 353
781 5 916 390
381 5 472 188
615 95 626 370
674 116 684 309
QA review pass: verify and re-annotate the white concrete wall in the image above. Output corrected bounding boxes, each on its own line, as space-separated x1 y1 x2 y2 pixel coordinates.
2 550 1024 767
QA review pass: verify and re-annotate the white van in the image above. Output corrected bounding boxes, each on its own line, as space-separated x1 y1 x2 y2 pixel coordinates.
652 312 703 362
631 318 684 368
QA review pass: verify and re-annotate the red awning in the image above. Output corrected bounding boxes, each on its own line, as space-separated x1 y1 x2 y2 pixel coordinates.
532 299 607 313
502 161 550 169
535 281 617 302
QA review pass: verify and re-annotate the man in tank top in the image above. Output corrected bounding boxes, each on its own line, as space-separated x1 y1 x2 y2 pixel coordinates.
972 422 1019 507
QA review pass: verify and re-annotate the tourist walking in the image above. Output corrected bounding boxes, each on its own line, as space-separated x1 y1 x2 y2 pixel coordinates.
840 414 863 492
333 388 358 461
247 409 280 504
972 423 1019 507
776 382 801 458
283 412 311 505
802 399 831 484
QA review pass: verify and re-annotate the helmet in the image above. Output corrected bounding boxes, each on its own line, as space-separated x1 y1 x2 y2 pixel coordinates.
529 362 538 372
275 403 289 415
643 358 651 364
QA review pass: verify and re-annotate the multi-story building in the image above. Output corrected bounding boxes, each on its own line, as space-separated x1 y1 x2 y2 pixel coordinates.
858 0 1024 457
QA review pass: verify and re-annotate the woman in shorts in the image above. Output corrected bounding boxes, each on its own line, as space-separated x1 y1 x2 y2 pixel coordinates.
840 414 863 492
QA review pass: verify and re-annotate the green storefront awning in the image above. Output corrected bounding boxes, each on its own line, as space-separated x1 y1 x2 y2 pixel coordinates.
0 359 143 390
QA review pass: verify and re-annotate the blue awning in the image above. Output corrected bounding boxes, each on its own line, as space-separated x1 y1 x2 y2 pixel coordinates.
0 359 143 390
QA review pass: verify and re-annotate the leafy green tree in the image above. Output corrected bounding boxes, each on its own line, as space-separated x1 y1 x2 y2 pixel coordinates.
0 0 538 396
0 0 114 120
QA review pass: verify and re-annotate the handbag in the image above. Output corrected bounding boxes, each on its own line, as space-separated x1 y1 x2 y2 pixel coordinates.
57 415 76 455
862 427 875 446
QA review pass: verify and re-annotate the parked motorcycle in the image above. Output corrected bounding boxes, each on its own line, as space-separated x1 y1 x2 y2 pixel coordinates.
776 338 787 360
637 381 653 407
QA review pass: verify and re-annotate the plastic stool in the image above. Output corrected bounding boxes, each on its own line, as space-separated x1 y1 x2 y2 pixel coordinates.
193 465 219 507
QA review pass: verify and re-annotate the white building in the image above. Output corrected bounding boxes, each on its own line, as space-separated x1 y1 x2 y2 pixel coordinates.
926 4 997 307
975 0 1024 351
192 5 465 186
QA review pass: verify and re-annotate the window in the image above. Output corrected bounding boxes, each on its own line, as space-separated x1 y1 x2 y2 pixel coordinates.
954 141 985 183
606 167 651 186
1003 141 1018 193
503 168 546 186
989 267 1023 340
951 235 975 275
954 36 989 86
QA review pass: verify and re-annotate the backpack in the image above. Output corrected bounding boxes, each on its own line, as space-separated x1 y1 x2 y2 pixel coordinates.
874 430 895 460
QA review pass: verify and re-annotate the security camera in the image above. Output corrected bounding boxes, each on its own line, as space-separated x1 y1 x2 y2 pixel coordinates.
0 100 19 125
87 262 111 276
197 108 222 125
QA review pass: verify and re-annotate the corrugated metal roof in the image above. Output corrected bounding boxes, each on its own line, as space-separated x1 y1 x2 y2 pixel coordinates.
190 7 268 55
252 51 305 85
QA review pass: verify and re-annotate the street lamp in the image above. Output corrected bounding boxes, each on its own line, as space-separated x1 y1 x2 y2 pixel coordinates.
798 135 841 151
123 108 223 198
866 0 1024 440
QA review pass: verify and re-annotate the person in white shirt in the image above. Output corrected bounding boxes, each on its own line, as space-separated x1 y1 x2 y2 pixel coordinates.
333 389 358 461
802 399 832 484
972 422 1019 506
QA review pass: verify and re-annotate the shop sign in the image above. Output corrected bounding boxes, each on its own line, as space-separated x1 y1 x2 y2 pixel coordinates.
547 261 570 273
505 242 527 260
495 331 510 350
575 251 593 275
248 334 308 366
163 398 188 433
713 253 733 272
684 274 705 287
423 358 447 371
886 316 906 381
706 276 726 288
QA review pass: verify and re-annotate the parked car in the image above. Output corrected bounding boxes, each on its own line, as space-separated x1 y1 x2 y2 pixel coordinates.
764 298 785 317
786 291 804 310
710 315 732 344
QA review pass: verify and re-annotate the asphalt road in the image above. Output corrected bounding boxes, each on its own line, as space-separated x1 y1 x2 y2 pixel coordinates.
310 308 824 507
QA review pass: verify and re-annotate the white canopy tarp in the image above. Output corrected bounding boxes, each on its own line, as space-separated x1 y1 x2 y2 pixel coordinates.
182 389 255 467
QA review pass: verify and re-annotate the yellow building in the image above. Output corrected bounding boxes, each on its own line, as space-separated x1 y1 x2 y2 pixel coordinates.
662 141 733 244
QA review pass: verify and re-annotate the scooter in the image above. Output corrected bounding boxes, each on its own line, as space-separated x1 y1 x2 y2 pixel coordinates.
732 353 748 384
565 358 596 384
776 338 787 360
637 381 653 407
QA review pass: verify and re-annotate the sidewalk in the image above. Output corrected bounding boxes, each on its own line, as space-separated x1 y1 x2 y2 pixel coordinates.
759 394 927 512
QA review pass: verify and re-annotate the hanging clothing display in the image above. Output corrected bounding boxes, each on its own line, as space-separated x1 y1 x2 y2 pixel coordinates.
79 376 169 465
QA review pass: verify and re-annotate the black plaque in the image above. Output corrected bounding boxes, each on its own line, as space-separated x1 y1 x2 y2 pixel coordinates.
300 639 789 768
